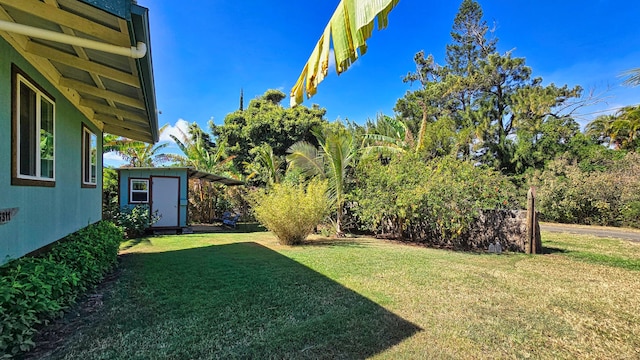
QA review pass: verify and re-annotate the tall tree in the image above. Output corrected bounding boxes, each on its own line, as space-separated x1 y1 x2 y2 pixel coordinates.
396 0 583 173
213 89 328 167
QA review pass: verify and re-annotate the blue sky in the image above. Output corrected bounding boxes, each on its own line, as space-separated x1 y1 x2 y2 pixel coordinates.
107 0 639 164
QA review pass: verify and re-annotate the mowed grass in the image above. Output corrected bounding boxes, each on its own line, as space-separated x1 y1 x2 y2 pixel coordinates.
42 231 640 359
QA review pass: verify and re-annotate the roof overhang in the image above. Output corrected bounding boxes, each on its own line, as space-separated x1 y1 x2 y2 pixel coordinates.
187 169 245 186
0 0 158 143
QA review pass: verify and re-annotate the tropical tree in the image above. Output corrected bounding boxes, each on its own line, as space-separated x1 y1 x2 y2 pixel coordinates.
103 124 176 167
169 122 238 223
286 126 357 236
170 123 235 173
361 114 414 157
244 144 285 188
622 68 640 86
396 0 583 173
586 106 640 150
361 113 458 161
614 106 640 149
212 89 328 167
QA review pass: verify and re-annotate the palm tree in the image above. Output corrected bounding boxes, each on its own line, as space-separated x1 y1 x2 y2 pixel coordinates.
622 68 640 87
586 106 640 150
585 114 618 148
103 124 175 167
614 106 640 149
287 127 357 236
244 144 284 188
170 128 234 173
361 114 414 157
169 123 238 223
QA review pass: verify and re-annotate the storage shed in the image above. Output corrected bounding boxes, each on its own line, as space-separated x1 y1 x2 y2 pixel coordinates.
117 167 243 230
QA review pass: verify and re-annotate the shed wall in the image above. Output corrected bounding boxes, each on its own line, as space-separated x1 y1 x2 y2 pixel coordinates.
117 168 188 227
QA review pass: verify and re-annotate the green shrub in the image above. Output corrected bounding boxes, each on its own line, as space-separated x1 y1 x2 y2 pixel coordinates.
113 204 159 239
352 155 516 248
535 153 640 227
102 167 119 221
0 221 122 357
249 179 330 245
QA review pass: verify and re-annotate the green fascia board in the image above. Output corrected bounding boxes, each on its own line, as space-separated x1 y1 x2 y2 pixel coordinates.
130 4 159 143
78 0 131 20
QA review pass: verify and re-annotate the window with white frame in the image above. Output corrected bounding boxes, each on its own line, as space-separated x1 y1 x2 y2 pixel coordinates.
82 126 97 186
130 179 149 203
13 66 55 185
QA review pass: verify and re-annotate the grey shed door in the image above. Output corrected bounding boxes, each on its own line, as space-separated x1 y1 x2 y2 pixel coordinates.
151 177 179 227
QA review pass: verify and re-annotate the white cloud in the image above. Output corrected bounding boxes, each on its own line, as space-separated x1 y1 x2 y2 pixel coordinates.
159 119 190 143
103 152 127 168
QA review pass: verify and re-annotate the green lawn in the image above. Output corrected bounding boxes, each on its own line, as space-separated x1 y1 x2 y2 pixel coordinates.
36 231 640 359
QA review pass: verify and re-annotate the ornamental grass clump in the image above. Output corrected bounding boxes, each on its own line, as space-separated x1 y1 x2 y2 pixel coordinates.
250 179 330 245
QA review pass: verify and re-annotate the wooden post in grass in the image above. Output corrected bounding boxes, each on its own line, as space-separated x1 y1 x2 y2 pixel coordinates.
526 187 537 254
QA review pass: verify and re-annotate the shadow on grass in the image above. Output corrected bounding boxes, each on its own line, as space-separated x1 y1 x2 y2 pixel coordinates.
119 237 152 251
542 246 568 255
301 238 368 248
192 222 267 234
54 242 421 359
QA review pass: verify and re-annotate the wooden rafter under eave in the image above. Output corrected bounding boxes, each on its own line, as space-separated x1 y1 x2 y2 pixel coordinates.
59 77 145 110
80 99 148 124
25 41 139 87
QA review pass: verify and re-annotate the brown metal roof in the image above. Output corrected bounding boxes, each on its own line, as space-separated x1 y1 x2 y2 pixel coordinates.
187 169 245 186
116 167 245 186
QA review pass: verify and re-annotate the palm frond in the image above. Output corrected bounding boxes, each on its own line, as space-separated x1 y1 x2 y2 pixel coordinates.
286 141 325 178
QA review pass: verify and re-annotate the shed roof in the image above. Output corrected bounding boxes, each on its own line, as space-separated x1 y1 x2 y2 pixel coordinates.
116 167 245 186
0 0 158 143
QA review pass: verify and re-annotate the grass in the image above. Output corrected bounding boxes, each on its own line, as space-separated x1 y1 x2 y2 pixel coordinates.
34 231 640 359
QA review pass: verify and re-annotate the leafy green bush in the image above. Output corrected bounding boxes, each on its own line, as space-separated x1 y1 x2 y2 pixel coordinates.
352 155 516 248
0 221 122 357
534 153 640 227
249 179 330 245
113 204 159 239
102 167 119 221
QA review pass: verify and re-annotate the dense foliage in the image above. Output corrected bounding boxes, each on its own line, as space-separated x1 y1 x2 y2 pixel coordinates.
213 89 328 169
112 205 160 239
102 167 119 221
0 222 122 357
352 155 516 247
534 153 640 227
249 180 330 245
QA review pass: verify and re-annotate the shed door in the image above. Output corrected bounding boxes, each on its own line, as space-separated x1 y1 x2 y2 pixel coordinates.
151 177 179 227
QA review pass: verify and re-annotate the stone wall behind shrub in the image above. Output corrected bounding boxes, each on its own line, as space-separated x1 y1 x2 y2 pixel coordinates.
464 210 541 253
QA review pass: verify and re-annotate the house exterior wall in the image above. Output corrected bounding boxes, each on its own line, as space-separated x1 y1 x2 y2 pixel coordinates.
117 168 189 228
0 37 103 264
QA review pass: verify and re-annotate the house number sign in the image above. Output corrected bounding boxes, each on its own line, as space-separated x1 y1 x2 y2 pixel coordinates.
0 208 18 225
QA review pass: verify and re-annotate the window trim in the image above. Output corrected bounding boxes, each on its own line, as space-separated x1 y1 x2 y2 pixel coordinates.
81 124 98 188
11 64 56 187
129 178 150 204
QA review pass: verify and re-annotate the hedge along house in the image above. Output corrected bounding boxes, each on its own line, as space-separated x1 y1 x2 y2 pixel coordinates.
117 167 244 231
0 0 158 265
